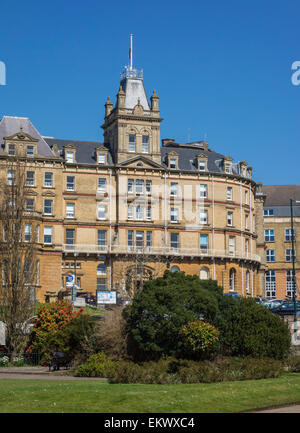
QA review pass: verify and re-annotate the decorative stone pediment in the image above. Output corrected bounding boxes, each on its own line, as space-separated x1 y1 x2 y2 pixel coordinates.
4 129 38 143
118 155 163 169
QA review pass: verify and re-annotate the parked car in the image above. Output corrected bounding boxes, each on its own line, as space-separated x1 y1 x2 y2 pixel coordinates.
117 297 132 306
261 299 284 309
223 292 239 300
270 301 300 316
253 297 267 304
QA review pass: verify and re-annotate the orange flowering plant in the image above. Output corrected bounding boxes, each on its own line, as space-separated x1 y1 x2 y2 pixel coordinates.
26 300 84 357
180 320 220 358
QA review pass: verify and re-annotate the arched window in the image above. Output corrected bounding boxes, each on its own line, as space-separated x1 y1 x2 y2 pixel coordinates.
97 264 106 275
229 268 236 291
246 270 250 293
170 265 180 273
200 267 209 280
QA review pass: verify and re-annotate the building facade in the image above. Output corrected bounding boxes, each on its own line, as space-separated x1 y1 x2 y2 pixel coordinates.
262 185 300 300
0 64 265 302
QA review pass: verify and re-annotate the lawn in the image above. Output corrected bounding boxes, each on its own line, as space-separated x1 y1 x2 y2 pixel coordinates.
1 373 300 413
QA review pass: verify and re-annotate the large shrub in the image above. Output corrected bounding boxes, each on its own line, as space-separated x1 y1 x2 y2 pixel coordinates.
180 320 220 359
213 297 291 360
26 300 92 363
124 271 221 361
75 352 115 377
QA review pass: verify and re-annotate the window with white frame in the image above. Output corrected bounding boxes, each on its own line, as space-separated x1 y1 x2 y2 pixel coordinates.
97 204 106 220
142 135 149 153
26 145 34 157
146 231 152 247
127 205 134 219
129 134 136 152
264 209 274 216
146 180 152 194
264 229 274 242
44 199 53 215
229 236 235 255
136 231 144 247
200 184 207 198
146 206 152 220
97 264 106 275
24 224 32 242
286 249 296 262
128 230 133 247
7 170 16 185
170 232 179 249
98 178 106 193
66 229 75 245
169 158 177 169
227 211 233 226
26 171 35 186
66 203 75 218
286 270 295 299
200 267 209 280
200 234 208 252
98 230 107 247
227 187 232 200
25 199 34 212
136 179 144 194
44 172 53 187
245 238 249 255
97 278 106 290
170 207 179 222
225 163 231 174
136 205 144 220
98 153 106 164
245 190 249 204
66 151 74 163
200 209 208 224
199 160 206 171
229 268 236 291
285 228 295 242
43 226 53 244
245 214 249 230
170 182 178 196
266 249 275 262
127 179 134 194
246 270 250 293
8 144 16 156
66 176 75 191
266 270 276 298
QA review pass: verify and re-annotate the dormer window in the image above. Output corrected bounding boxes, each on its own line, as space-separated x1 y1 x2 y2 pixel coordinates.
8 144 16 156
98 153 106 164
129 134 136 152
197 154 208 171
169 158 177 169
225 163 231 174
199 161 206 171
66 151 74 163
26 145 34 157
142 135 149 153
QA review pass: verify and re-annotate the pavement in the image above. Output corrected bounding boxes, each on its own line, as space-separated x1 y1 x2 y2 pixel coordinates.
0 366 107 380
249 404 300 413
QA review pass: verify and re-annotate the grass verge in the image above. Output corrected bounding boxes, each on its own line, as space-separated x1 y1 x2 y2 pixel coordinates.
1 373 300 413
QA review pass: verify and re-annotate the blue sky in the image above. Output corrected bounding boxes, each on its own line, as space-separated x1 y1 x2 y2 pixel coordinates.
0 0 299 185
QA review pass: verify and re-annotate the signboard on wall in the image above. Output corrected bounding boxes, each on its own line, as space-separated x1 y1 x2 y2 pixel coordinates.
97 290 116 305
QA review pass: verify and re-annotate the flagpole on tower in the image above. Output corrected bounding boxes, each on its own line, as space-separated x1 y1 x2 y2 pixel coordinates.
130 33 133 70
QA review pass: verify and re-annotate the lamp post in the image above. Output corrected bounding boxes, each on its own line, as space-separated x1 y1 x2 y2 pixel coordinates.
290 199 299 339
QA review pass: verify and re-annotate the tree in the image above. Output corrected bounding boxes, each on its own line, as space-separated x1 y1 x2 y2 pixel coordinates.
0 161 38 359
123 270 220 360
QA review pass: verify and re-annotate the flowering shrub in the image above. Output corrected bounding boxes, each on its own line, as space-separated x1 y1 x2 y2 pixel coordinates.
27 300 85 359
180 321 220 359
0 355 9 366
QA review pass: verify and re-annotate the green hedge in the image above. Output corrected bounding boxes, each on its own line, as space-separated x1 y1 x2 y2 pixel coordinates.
75 353 283 384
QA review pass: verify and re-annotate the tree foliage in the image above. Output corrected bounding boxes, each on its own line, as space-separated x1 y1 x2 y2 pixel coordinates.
124 271 220 360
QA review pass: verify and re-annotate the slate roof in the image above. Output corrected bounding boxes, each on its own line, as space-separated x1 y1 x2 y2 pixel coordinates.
262 185 300 207
262 185 300 217
0 116 56 158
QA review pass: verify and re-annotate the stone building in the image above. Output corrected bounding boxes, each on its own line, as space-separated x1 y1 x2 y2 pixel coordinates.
0 63 265 302
262 185 300 300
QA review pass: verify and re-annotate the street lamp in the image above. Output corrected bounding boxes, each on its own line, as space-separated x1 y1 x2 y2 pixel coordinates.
290 199 300 339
